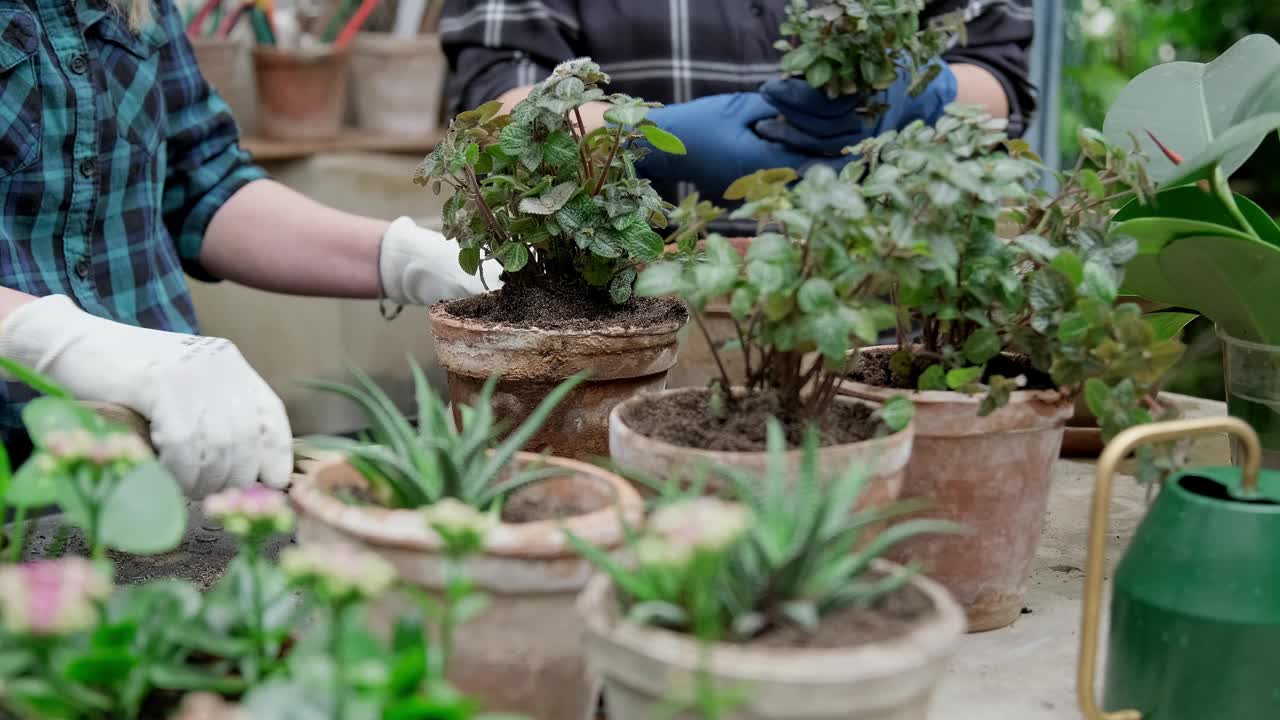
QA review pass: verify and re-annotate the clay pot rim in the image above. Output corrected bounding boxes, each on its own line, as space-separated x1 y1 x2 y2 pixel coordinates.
429 297 688 339
578 559 965 684
290 452 644 558
251 46 351 64
351 31 443 54
845 345 1070 406
610 387 914 462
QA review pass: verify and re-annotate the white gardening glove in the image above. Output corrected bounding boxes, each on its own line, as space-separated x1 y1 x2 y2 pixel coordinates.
0 295 293 498
378 217 503 307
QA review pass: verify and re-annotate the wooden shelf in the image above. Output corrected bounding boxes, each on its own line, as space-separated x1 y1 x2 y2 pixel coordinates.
242 128 441 161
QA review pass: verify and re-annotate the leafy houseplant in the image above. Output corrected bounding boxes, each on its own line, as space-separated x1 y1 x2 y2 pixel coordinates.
0 361 508 720
290 360 643 720
1101 34 1280 468
415 57 684 305
0 358 186 563
611 169 916 524
776 0 962 111
575 421 966 720
834 105 1184 631
416 58 689 459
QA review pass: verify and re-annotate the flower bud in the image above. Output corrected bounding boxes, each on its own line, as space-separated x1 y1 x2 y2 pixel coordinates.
280 542 397 601
0 558 111 636
649 497 751 553
203 486 295 536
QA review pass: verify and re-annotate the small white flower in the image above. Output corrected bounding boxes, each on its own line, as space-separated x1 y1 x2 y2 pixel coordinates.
421 498 494 537
280 543 397 600
649 498 751 553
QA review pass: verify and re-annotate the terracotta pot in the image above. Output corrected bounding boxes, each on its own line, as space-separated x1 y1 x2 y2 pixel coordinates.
578 561 965 720
191 36 257 133
252 46 350 141
349 33 446 137
838 346 1074 632
291 454 644 720
609 389 912 516
428 301 686 459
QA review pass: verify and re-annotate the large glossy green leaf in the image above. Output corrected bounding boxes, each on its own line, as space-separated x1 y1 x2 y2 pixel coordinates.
99 460 186 555
1155 234 1280 343
1144 311 1199 343
1112 186 1280 248
1103 34 1280 187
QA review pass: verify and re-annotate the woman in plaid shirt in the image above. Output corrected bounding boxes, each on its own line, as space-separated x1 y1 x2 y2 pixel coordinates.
442 0 1036 200
0 0 499 497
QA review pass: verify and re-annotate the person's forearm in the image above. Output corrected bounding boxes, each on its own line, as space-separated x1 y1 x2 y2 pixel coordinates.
952 63 1009 119
200 179 387 298
0 287 36 326
497 85 611 133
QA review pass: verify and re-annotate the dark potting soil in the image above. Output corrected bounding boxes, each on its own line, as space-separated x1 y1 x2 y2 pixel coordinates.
737 578 935 649
442 282 687 331
500 481 603 523
849 346 1056 391
621 389 883 452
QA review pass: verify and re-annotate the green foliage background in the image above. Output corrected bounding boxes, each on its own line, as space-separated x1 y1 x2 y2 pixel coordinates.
1061 0 1280 400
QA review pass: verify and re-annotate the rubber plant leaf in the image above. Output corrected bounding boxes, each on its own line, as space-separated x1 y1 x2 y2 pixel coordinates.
1103 34 1280 187
1112 185 1280 249
1155 234 1280 343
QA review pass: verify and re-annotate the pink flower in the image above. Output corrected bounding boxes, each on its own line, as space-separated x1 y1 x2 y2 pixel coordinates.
42 430 151 465
171 693 246 720
203 486 294 536
0 558 112 636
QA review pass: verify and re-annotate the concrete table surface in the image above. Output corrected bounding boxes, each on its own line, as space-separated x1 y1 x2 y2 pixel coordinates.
937 393 1229 719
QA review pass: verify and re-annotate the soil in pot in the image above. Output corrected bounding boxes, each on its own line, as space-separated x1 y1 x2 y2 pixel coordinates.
841 346 1073 633
443 282 685 330
618 387 882 452
733 575 933 649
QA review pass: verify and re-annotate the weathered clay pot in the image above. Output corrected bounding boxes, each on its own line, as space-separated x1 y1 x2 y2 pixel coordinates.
578 561 965 720
191 36 257 132
428 302 685 459
350 33 446 137
252 46 350 141
609 389 912 516
291 453 644 720
838 346 1074 632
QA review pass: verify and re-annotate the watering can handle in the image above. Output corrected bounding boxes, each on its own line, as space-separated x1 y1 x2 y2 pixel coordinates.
1077 416 1261 720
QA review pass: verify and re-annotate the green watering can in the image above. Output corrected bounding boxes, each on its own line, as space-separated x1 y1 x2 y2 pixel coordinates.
1078 417 1280 720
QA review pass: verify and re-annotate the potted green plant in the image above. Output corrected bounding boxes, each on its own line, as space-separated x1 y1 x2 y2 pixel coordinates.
414 58 689 459
289 361 643 720
1101 33 1280 469
575 421 964 720
0 361 523 720
667 0 960 390
836 107 1184 631
612 168 915 512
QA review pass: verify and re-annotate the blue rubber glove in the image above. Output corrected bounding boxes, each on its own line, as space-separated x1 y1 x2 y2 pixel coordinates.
635 92 821 201
754 59 958 157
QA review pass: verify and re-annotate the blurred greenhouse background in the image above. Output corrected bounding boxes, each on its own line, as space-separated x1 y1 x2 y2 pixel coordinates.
1057 0 1280 401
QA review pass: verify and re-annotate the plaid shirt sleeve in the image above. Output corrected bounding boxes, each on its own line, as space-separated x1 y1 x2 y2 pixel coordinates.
928 0 1037 137
155 1 267 279
439 0 579 115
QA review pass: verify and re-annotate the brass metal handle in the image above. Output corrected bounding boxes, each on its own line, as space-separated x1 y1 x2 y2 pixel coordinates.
1078 416 1260 720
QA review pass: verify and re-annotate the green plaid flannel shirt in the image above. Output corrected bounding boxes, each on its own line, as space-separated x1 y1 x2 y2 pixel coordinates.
0 0 266 434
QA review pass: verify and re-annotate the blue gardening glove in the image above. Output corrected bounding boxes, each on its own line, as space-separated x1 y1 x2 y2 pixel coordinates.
754 59 958 157
635 92 823 201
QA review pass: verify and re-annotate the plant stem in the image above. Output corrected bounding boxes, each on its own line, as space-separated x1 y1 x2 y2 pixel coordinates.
7 504 26 563
591 125 622 196
246 545 268 682
1212 165 1260 240
331 601 351 720
439 555 466 677
692 312 735 394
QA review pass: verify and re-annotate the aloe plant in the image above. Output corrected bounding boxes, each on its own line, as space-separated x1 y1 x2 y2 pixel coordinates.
302 360 586 511
569 419 959 640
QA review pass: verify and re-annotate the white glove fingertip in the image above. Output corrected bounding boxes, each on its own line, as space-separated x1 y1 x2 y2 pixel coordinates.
257 394 294 490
